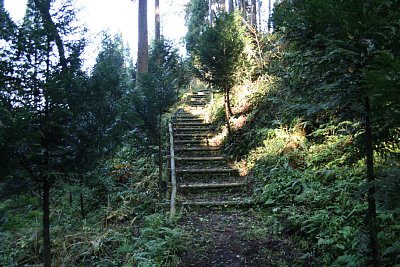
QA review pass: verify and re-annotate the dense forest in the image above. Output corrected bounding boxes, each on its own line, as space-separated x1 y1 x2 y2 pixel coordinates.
1 0 399 266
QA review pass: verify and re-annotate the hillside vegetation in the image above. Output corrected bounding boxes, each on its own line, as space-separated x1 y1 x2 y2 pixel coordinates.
195 1 400 265
1 0 399 266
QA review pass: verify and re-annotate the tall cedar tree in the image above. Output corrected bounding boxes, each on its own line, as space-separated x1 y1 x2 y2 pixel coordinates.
194 12 246 135
136 0 148 84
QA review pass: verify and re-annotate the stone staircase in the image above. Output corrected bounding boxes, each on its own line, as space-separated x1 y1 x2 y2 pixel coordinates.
170 88 249 207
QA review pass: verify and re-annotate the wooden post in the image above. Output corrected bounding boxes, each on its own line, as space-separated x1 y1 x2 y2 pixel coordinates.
168 122 177 217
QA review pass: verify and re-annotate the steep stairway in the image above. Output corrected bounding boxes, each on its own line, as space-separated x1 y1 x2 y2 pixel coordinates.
170 88 249 207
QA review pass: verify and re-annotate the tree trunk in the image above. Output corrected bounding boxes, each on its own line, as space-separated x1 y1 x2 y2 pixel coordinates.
226 88 233 116
155 0 160 41
242 0 247 21
158 112 163 197
251 0 257 27
268 0 272 32
224 89 232 135
42 178 51 267
209 0 213 26
136 0 148 85
365 96 380 267
80 176 85 218
33 0 67 71
228 0 234 13
257 0 261 29
220 0 226 12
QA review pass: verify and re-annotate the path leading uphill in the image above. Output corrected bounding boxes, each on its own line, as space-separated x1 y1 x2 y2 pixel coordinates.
168 88 305 266
171 88 248 206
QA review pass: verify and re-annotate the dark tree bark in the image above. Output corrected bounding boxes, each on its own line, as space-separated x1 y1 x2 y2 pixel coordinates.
268 0 272 32
224 92 232 135
257 0 261 29
136 0 148 84
209 0 213 26
251 0 257 27
155 0 160 41
158 112 164 197
79 176 85 218
32 0 67 71
365 96 380 267
42 178 51 267
229 0 234 13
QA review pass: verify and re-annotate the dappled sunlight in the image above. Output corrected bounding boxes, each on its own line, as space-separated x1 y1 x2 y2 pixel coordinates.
209 126 228 146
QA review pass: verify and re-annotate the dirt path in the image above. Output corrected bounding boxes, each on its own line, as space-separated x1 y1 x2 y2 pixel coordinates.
172 89 308 267
178 209 304 267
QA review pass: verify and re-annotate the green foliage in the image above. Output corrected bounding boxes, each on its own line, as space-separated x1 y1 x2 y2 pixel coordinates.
194 12 247 92
133 214 186 267
184 0 209 55
0 144 186 266
204 1 400 263
134 38 183 141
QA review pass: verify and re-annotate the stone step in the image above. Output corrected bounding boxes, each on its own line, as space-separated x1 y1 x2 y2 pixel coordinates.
179 182 246 190
176 168 237 175
175 146 221 152
174 118 205 122
175 156 225 161
175 140 215 146
174 133 212 138
173 127 210 132
174 122 210 127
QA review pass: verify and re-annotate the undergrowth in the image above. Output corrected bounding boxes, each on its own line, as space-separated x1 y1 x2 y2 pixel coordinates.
0 139 186 266
208 76 400 266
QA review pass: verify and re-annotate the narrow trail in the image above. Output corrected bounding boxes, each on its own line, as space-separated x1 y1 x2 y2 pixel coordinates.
169 88 302 266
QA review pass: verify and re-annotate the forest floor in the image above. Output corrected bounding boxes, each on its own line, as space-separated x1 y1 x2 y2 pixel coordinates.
177 208 306 267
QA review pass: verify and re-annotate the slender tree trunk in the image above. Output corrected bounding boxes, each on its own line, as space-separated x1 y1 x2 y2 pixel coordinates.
268 0 272 32
224 98 232 135
42 37 51 267
80 176 85 218
257 0 261 29
42 178 51 267
136 0 148 85
33 0 67 71
209 0 213 26
226 88 233 116
365 96 380 267
158 112 163 196
228 0 234 13
155 0 160 41
251 0 257 27
220 0 226 12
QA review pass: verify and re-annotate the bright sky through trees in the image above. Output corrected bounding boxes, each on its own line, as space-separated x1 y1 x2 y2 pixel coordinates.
4 0 189 70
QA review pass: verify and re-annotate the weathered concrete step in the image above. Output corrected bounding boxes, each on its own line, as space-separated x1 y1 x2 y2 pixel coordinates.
174 118 205 123
173 127 210 132
175 156 225 161
180 199 251 207
179 182 245 190
174 133 212 138
174 122 210 127
175 146 221 152
189 99 208 103
190 94 208 97
176 168 237 175
175 140 215 145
